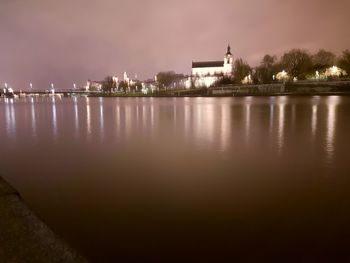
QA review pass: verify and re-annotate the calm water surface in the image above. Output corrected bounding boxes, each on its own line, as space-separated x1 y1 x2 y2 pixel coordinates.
1 96 350 261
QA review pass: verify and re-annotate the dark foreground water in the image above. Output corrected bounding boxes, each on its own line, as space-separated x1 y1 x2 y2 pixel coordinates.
1 96 350 261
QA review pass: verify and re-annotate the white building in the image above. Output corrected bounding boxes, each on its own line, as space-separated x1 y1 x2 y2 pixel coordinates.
187 45 234 88
85 80 102 91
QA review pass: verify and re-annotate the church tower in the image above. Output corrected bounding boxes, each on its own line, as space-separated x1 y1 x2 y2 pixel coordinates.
223 45 233 76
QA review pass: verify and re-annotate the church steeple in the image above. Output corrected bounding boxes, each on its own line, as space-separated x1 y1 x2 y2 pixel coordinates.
224 44 233 65
226 44 232 56
223 44 233 75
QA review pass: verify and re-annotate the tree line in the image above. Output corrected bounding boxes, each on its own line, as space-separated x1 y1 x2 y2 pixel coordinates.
99 48 350 93
231 49 350 84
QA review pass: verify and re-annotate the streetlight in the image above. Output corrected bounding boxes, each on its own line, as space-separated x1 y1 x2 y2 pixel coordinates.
73 83 76 90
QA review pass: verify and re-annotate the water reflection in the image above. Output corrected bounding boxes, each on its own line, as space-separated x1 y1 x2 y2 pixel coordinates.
150 101 155 129
74 97 79 138
244 97 252 144
194 102 203 144
51 97 58 139
0 96 346 171
269 97 275 138
142 105 147 129
5 98 16 137
99 98 104 140
184 100 190 137
116 105 121 139
1 97 350 263
204 103 215 148
325 96 340 165
125 104 132 139
220 103 230 151
86 97 91 139
277 97 287 154
311 99 319 140
31 97 37 138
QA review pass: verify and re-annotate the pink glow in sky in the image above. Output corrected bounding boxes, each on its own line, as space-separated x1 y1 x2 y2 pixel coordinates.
0 0 349 89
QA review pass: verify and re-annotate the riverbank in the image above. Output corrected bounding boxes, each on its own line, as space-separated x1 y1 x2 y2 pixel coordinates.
0 176 86 263
88 80 350 97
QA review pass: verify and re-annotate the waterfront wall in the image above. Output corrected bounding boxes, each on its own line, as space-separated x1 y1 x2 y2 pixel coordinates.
210 81 350 96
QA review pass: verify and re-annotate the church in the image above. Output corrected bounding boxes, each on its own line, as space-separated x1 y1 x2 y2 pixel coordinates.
187 45 234 88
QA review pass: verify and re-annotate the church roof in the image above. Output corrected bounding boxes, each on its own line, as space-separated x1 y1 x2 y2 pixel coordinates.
192 61 224 68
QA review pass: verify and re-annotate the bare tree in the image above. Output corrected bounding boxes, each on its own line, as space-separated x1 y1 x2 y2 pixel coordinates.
233 58 251 83
312 49 336 71
338 49 350 75
102 76 116 94
254 55 278 83
156 71 184 89
280 49 313 79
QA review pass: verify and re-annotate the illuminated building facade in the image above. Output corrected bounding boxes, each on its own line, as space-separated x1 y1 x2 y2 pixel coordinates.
187 45 234 88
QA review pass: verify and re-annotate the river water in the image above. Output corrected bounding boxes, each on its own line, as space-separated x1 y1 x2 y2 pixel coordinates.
0 96 350 261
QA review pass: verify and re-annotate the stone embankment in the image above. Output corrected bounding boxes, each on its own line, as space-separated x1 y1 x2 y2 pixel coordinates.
210 80 350 96
0 176 86 263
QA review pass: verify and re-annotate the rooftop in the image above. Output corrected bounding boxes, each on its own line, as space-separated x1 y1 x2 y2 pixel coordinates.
192 61 224 68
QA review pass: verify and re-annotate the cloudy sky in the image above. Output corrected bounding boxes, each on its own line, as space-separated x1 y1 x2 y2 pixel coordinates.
0 0 349 89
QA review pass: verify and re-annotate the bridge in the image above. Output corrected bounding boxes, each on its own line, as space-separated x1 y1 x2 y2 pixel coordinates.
1 90 100 98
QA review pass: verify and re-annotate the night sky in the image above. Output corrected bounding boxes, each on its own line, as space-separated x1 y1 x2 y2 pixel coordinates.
1 0 349 90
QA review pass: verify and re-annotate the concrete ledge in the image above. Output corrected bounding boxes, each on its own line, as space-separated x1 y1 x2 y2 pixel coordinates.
0 177 17 196
0 176 87 263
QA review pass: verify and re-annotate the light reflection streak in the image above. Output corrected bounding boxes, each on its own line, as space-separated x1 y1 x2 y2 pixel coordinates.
311 96 321 141
311 105 318 139
325 96 340 165
142 105 147 130
52 97 57 139
291 104 296 131
269 97 275 137
173 102 177 128
136 105 140 125
277 97 287 154
74 97 79 137
194 103 203 142
150 103 155 130
86 97 91 139
245 97 252 143
116 105 121 138
31 97 37 138
4 98 16 137
99 98 104 140
219 103 230 152
205 103 215 147
184 99 190 137
125 104 131 138
4 99 11 136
